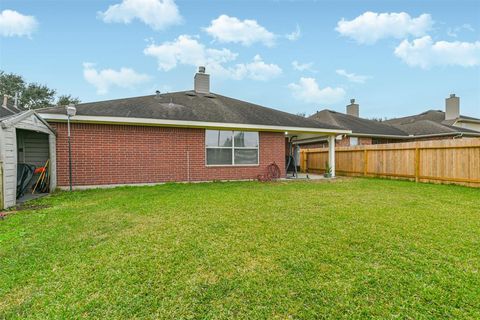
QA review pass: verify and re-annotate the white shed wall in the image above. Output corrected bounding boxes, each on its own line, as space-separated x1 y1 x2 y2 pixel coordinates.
0 112 56 209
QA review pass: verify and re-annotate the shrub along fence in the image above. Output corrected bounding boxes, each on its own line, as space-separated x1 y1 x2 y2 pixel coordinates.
300 138 480 187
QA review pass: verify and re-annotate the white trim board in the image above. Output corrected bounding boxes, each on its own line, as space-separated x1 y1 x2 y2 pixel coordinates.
38 113 351 135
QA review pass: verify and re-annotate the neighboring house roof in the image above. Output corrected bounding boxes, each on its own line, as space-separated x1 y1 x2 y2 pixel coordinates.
309 110 408 137
0 107 15 119
385 110 480 135
0 98 24 119
389 120 480 135
39 91 348 133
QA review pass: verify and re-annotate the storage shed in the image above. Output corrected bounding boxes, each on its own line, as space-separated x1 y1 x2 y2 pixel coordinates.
0 109 56 209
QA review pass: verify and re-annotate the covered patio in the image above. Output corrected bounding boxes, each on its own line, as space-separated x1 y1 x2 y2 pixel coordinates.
285 132 343 178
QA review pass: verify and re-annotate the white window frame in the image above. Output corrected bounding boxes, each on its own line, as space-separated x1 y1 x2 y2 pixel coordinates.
350 136 359 146
205 130 259 167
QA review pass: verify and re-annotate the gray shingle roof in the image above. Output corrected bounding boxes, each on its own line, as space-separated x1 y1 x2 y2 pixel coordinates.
39 91 343 130
389 120 477 135
309 110 408 136
385 110 480 135
0 98 25 120
0 107 15 119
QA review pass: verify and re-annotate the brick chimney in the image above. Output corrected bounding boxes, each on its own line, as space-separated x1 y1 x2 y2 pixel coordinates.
194 66 210 94
346 98 359 117
445 93 460 120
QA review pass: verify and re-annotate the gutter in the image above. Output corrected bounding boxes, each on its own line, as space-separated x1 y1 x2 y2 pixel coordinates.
457 118 480 124
38 113 352 135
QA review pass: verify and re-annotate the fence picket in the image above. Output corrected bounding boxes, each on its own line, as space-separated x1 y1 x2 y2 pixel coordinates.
300 138 480 187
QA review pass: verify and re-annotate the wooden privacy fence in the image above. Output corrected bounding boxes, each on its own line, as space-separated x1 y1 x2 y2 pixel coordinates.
300 138 480 187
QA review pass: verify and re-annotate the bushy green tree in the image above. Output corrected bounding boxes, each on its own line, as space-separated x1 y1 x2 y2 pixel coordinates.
56 94 81 106
0 70 80 109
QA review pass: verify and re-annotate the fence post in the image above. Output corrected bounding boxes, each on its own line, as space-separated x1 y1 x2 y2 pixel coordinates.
363 149 368 176
415 148 420 182
302 150 308 173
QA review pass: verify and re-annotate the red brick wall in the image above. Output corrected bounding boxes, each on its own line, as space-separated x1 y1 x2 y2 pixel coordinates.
299 141 328 149
298 136 373 149
51 123 286 187
298 135 461 150
404 136 456 142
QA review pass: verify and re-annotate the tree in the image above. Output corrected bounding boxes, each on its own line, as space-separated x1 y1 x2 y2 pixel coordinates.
57 94 81 106
20 83 56 109
0 71 25 98
0 70 80 109
369 117 389 122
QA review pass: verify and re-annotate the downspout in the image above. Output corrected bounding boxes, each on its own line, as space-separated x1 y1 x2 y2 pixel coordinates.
186 151 190 182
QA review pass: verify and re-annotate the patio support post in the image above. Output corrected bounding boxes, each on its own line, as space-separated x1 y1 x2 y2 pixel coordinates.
328 135 336 178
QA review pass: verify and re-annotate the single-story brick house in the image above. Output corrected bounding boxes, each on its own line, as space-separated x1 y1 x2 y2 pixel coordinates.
38 68 349 189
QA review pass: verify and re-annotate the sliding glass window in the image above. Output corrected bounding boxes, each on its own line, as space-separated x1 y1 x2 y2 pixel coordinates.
206 130 259 166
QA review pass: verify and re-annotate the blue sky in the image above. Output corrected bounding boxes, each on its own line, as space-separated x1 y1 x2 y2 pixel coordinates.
1 0 479 118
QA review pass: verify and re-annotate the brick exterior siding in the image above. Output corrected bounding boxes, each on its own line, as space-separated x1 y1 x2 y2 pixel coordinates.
51 123 286 187
299 136 374 149
298 135 460 150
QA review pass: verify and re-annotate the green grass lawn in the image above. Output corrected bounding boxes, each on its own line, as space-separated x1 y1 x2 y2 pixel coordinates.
1 178 479 319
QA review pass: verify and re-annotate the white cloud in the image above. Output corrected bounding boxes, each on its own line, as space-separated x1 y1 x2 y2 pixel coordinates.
144 35 281 81
394 36 480 69
83 63 151 94
292 60 314 72
288 77 346 104
143 35 237 71
204 14 275 46
447 24 474 38
335 69 370 83
229 55 282 81
0 9 38 37
98 0 182 31
336 11 433 44
286 25 301 41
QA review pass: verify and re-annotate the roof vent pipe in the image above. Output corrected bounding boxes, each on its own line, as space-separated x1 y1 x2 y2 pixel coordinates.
346 98 359 117
194 66 210 94
14 92 19 109
445 93 460 120
155 90 161 99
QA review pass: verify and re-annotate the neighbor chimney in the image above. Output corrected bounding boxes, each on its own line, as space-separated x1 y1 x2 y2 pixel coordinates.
445 93 460 120
346 98 359 117
194 66 210 94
